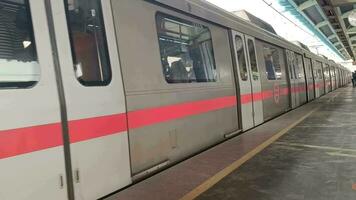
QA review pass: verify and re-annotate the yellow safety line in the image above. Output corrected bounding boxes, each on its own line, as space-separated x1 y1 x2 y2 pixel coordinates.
180 107 320 200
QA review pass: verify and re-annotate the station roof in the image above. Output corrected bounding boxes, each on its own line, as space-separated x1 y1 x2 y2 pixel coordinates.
278 0 356 61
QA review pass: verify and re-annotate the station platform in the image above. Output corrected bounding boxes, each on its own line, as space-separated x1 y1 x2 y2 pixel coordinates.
106 86 356 200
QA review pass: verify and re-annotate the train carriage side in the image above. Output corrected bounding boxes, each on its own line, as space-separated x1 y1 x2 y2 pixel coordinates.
111 0 240 178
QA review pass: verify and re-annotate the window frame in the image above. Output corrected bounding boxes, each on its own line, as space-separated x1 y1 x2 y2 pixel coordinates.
295 53 304 80
64 0 112 87
263 43 283 81
235 35 248 81
0 0 40 90
155 12 218 84
247 38 259 81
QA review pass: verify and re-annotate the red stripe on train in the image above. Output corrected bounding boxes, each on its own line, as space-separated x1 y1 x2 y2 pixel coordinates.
69 114 127 143
0 84 310 159
127 96 237 129
0 123 63 159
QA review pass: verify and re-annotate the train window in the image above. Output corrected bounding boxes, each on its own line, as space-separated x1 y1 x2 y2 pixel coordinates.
324 65 330 78
235 36 248 81
292 56 298 79
315 61 322 79
65 0 111 86
295 54 304 79
305 58 313 79
263 46 282 80
0 0 39 89
156 13 217 83
247 39 259 80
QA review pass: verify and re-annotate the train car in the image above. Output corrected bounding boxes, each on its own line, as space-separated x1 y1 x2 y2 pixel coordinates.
0 0 351 200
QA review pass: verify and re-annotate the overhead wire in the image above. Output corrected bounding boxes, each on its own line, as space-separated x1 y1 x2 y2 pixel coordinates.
260 0 317 38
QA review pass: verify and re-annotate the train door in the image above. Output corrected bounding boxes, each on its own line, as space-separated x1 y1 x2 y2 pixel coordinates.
231 31 260 131
304 57 315 101
245 36 263 126
286 50 298 109
0 1 68 200
324 64 331 93
331 66 336 90
295 53 307 105
49 0 131 199
314 61 323 98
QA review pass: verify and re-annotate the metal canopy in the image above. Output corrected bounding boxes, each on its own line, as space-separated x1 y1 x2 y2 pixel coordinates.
279 0 356 61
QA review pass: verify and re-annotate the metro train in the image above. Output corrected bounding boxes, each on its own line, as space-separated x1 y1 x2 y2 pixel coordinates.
0 0 351 200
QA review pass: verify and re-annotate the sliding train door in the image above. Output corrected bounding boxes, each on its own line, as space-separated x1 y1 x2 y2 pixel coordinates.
0 1 68 199
49 0 131 199
245 36 263 126
286 50 298 108
304 57 315 101
231 31 263 131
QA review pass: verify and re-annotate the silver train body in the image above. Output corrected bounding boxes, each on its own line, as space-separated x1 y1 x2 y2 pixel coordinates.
0 0 351 200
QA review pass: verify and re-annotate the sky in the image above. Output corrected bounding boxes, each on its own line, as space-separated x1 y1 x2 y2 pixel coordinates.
206 0 356 71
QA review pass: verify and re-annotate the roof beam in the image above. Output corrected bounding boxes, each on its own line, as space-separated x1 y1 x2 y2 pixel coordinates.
298 0 318 10
316 20 329 28
347 26 356 34
334 41 342 46
330 0 356 7
342 9 355 19
328 34 338 39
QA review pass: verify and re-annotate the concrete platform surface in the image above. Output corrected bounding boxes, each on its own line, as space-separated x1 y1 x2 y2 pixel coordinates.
106 86 356 200
198 86 356 200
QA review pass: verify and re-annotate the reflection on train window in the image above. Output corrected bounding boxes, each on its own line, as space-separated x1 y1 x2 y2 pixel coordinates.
295 53 304 79
235 36 247 81
263 46 281 80
247 39 259 80
66 0 111 86
156 13 217 83
0 0 39 89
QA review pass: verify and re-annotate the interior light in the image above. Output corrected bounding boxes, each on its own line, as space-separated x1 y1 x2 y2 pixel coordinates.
348 10 356 26
23 41 31 48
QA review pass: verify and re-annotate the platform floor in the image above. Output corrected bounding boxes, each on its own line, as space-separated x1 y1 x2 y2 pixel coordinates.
106 86 356 200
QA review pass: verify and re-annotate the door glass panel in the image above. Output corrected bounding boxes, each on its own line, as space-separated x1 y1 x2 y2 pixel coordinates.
292 54 298 79
295 53 304 80
263 45 282 80
247 39 259 80
235 35 247 81
0 0 39 89
66 0 112 86
305 58 313 79
156 13 217 83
